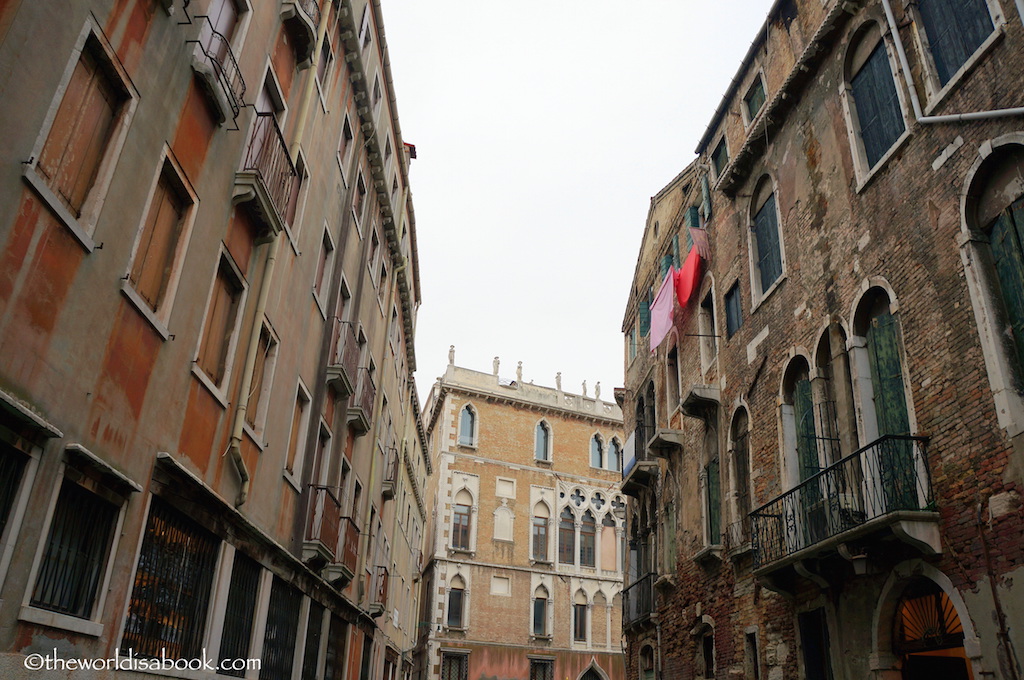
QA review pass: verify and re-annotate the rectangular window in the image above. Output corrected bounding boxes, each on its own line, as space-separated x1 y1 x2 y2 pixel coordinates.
447 588 464 628
440 654 468 680
129 161 192 315
260 577 302 680
338 116 354 177
725 283 743 338
628 327 637 361
711 137 729 179
286 385 311 475
35 37 128 220
705 456 721 544
745 75 766 122
315 37 333 93
530 660 553 680
667 347 680 408
700 291 718 362
918 0 994 86
573 603 587 642
122 498 220 659
0 443 27 543
245 324 277 433
798 608 834 680
353 174 367 227
532 599 547 637
218 551 261 678
197 255 245 387
314 227 335 302
745 632 761 680
452 504 471 550
532 517 548 561
31 479 118 619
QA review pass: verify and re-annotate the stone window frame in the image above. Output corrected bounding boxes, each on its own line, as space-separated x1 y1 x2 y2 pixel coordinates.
741 68 769 129
457 403 478 449
746 174 787 312
445 571 469 631
534 419 553 463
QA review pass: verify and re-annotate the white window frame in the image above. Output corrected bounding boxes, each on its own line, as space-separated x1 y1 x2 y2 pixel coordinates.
121 146 199 339
313 221 336 317
191 246 249 406
22 18 139 252
746 176 787 311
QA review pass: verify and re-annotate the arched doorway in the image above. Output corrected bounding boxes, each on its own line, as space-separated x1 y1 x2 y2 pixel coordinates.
580 670 603 680
895 578 973 679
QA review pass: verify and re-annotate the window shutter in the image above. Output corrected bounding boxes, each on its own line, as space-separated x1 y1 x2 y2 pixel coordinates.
793 378 818 482
672 234 681 268
706 457 721 541
866 308 910 437
701 174 713 222
988 203 1024 376
685 206 700 229
851 43 905 168
754 194 783 291
639 292 651 337
660 254 673 279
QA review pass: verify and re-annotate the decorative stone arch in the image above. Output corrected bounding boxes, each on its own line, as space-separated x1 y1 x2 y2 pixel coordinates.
576 659 610 680
870 560 985 679
958 133 1024 436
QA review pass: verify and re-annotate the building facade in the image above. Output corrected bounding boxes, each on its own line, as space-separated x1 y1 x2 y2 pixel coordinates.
0 0 428 678
621 1 1024 679
417 358 626 680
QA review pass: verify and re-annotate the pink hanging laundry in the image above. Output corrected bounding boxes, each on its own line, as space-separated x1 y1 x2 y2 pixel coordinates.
649 268 676 351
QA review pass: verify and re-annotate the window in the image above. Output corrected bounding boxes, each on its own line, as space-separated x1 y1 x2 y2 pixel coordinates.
797 608 834 680
532 586 549 637
667 347 681 410
218 551 261 678
558 508 575 565
300 601 325 680
580 511 596 567
452 490 472 551
314 226 335 305
846 24 906 171
532 503 549 561
750 184 783 297
745 632 761 680
440 653 468 680
358 5 372 52
196 253 246 389
27 28 135 246
338 116 354 179
699 290 718 365
447 575 465 628
122 498 220 659
0 442 27 549
353 173 367 228
711 137 729 180
530 659 553 680
608 439 621 472
627 326 638 362
590 435 603 468
285 384 311 477
731 409 752 546
315 36 333 96
782 358 821 493
126 155 195 326
745 74 767 122
917 0 995 87
725 283 743 337
284 154 307 231
535 422 551 461
700 627 716 679
458 405 476 447
322 615 348 680
30 479 118 619
861 294 911 437
703 425 722 546
984 194 1024 380
371 76 382 114
244 323 277 436
573 591 587 642
260 577 302 680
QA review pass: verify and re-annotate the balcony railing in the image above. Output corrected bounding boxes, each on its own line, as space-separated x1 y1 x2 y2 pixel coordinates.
622 572 656 627
347 368 376 434
751 435 933 570
326 319 359 398
622 432 658 496
381 447 398 500
325 516 359 588
304 485 341 566
190 16 246 121
370 565 389 617
236 112 297 237
725 516 751 553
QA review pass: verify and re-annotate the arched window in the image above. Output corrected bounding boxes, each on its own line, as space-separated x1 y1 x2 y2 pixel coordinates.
600 513 617 573
916 0 995 87
749 177 783 299
532 585 549 637
845 22 905 171
535 421 551 461
856 291 911 438
702 424 721 546
640 646 656 680
572 590 588 642
730 408 751 545
447 575 465 628
558 508 575 565
590 436 603 468
580 510 596 567
458 405 476 447
532 502 549 562
782 357 820 488
452 489 472 550
608 439 621 472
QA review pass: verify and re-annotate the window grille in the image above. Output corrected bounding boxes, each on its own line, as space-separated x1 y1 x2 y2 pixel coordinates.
122 498 219 659
218 551 261 677
530 660 554 680
322 615 348 680
0 442 26 540
31 480 117 619
440 653 468 680
300 601 325 680
260 577 302 680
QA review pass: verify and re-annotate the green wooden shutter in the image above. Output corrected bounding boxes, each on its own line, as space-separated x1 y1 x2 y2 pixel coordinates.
660 254 673 279
793 378 818 482
639 290 652 337
672 234 681 268
989 201 1024 377
706 457 721 542
866 309 910 437
701 174 713 222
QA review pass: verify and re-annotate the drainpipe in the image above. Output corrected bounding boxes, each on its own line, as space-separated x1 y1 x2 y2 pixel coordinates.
879 0 1024 124
226 5 332 507
227 237 280 507
355 255 409 607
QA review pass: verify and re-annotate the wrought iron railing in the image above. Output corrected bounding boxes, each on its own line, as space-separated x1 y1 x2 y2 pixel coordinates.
751 435 932 569
339 516 359 575
725 516 751 552
329 319 359 375
241 112 297 225
354 368 376 417
306 485 342 559
191 16 245 119
622 572 656 626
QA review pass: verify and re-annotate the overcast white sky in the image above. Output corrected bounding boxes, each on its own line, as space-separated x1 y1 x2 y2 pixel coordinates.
379 1 775 402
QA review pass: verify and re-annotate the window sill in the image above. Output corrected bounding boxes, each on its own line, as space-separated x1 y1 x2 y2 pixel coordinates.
313 289 328 320
190 364 229 409
750 273 786 315
922 25 1005 117
531 558 553 566
283 469 302 493
535 458 552 467
693 544 723 564
854 128 912 194
120 283 171 341
449 547 475 558
19 605 103 637
242 422 267 451
23 167 96 253
531 634 553 642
